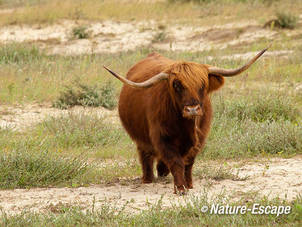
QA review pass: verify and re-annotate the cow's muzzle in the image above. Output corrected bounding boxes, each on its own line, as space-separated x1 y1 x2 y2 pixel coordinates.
182 105 203 119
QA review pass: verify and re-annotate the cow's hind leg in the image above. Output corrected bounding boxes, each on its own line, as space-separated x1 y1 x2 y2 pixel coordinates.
138 146 154 183
156 160 170 177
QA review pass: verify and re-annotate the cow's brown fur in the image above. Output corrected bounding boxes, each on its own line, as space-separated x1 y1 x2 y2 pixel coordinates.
118 52 224 193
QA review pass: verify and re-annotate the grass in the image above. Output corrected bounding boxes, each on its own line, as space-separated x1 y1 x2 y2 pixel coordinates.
202 91 302 159
213 92 300 123
193 164 248 181
0 41 301 105
0 114 136 188
0 193 301 226
0 149 89 189
0 42 301 162
0 113 127 152
0 43 44 64
0 88 301 187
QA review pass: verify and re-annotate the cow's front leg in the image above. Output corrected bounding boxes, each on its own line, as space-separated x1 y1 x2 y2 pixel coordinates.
152 135 187 194
184 161 194 189
167 156 187 194
184 145 201 189
150 126 187 194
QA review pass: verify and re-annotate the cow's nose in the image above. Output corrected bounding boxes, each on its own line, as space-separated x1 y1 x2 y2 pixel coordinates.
183 105 202 117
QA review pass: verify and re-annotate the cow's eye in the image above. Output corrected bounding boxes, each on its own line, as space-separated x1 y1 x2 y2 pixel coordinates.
173 80 183 93
199 87 204 96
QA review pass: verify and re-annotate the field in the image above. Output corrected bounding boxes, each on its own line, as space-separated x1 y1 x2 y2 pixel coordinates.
0 0 302 226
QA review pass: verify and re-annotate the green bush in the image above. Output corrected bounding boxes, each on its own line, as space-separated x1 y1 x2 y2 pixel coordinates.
53 81 117 110
276 12 298 29
72 26 90 39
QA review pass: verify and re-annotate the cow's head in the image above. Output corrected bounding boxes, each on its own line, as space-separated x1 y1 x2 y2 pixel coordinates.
103 48 268 119
165 62 225 119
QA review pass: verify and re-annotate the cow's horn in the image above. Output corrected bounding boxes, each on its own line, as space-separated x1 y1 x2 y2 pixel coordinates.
208 46 269 77
103 66 169 88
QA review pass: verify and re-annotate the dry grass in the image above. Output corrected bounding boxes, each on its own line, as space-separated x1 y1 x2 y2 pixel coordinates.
0 0 300 26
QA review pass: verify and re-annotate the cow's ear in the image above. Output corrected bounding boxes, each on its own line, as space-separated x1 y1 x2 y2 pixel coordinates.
208 74 224 93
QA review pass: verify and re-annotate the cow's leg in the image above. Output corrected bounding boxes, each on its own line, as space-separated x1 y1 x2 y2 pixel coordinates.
184 156 195 189
184 146 200 189
138 146 154 183
159 151 187 193
150 129 187 194
163 156 186 193
156 159 170 177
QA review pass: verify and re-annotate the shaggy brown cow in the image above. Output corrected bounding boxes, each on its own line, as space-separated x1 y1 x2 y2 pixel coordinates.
104 48 268 194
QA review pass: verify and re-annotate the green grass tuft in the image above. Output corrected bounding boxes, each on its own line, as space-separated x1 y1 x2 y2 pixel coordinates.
0 149 88 189
0 44 44 65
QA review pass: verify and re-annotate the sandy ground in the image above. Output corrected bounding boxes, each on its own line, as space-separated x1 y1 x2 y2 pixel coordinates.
0 18 301 55
0 156 301 215
0 104 119 131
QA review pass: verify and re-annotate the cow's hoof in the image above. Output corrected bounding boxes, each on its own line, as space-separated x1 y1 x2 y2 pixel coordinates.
142 178 153 184
186 183 193 189
174 185 188 195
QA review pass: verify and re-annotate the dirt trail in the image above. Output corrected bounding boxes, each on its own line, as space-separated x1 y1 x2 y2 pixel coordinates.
0 157 301 215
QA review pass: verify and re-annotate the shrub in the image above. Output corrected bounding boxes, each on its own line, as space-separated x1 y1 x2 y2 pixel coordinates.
276 12 298 29
53 81 117 110
72 26 90 39
152 31 167 43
